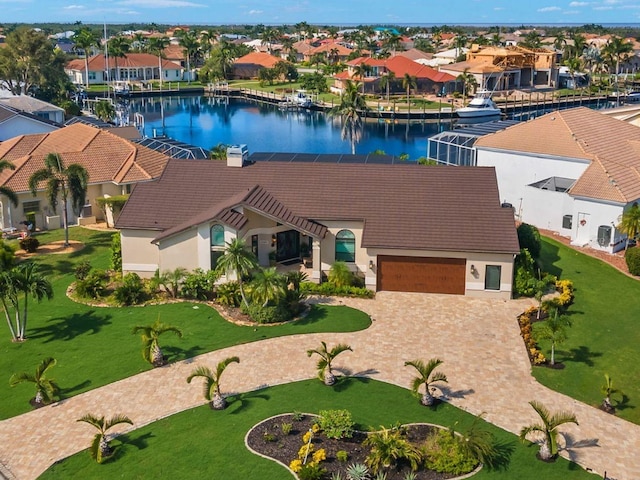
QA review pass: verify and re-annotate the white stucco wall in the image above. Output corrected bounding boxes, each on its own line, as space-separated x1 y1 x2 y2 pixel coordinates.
158 228 199 273
121 229 159 277
0 117 59 141
520 187 574 233
571 197 625 252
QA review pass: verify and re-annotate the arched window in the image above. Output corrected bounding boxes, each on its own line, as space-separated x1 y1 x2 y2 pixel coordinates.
210 225 225 247
335 229 356 262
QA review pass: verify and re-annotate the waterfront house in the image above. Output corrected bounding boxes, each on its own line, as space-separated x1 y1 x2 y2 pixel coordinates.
0 123 169 230
115 150 519 299
232 52 282 79
474 107 640 253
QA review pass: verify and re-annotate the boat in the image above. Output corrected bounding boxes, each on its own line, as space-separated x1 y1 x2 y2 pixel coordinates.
110 81 130 96
284 89 313 108
456 90 501 118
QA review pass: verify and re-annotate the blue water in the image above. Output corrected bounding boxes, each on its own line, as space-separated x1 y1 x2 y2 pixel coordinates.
129 96 446 159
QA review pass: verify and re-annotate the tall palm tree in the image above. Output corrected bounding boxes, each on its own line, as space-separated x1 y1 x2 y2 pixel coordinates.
537 310 571 366
108 36 130 82
72 28 101 88
77 413 133 463
0 159 18 210
404 358 448 406
553 32 567 56
563 56 583 89
178 30 200 83
132 318 183 367
146 36 170 88
249 267 285 307
519 401 578 461
329 80 368 155
28 152 89 247
603 36 633 102
456 68 477 104
10 357 58 406
215 238 258 308
306 341 353 386
0 270 18 341
352 62 372 93
617 202 640 250
402 73 417 106
186 356 240 410
12 262 53 341
131 32 146 52
379 70 396 103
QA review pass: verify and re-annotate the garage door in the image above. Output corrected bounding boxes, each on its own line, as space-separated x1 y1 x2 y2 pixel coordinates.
377 256 466 295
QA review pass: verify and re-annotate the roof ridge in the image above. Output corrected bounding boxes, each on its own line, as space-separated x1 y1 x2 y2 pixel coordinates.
555 110 593 159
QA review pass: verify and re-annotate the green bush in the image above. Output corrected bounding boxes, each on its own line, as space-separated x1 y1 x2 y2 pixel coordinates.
114 272 146 306
300 282 374 299
422 429 477 475
19 236 39 253
336 450 349 462
328 261 354 287
180 268 218 300
0 240 15 270
215 281 241 307
318 409 355 439
297 463 326 480
110 233 122 271
243 303 292 324
625 247 640 276
74 260 92 281
75 269 109 299
517 223 541 259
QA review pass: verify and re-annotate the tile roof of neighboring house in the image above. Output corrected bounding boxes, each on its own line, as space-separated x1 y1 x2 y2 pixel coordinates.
0 96 64 114
163 44 186 62
308 42 352 56
292 40 316 54
385 56 456 82
66 53 179 72
396 48 433 61
234 51 282 68
0 104 61 128
475 107 640 204
117 159 519 254
0 123 170 193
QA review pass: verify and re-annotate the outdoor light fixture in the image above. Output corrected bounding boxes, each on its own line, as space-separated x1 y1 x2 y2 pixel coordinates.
470 264 478 276
271 234 276 246
369 260 375 270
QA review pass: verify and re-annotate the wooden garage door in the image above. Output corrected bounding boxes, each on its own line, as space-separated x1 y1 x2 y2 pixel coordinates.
377 256 465 295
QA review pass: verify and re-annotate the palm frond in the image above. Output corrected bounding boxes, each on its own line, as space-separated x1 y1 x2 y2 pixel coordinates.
28 168 53 196
104 414 133 430
215 356 239 379
186 365 214 384
9 372 36 386
0 186 18 207
89 433 101 460
329 343 353 357
77 413 105 431
528 400 552 428
430 372 448 384
549 411 579 429
44 153 65 172
519 423 545 441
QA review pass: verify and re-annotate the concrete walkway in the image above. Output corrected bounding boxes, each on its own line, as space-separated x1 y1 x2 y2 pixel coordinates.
1 292 638 479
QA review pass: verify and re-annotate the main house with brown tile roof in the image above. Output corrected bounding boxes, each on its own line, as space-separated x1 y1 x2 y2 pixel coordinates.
0 123 169 230
232 52 283 79
115 150 519 299
474 107 640 253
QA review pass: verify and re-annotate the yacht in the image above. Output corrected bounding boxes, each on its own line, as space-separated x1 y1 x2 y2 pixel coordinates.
456 90 501 118
284 89 313 108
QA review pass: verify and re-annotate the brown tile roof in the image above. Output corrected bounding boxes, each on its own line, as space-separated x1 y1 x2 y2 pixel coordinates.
0 123 170 193
117 159 519 254
396 48 433 61
475 107 640 203
234 52 281 68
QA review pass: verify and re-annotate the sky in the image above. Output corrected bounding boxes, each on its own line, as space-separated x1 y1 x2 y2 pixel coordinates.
2 0 640 26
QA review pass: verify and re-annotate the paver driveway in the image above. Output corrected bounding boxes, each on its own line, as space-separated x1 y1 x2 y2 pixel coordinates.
0 292 638 479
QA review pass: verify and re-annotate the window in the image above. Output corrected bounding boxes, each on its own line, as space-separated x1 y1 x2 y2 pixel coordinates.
22 200 40 213
88 72 96 80
335 229 355 262
597 225 612 247
210 250 223 270
210 225 224 247
484 265 501 291
562 215 573 230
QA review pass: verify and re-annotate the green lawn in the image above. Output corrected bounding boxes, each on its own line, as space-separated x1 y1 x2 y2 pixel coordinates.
40 378 596 479
1 227 371 420
533 237 640 424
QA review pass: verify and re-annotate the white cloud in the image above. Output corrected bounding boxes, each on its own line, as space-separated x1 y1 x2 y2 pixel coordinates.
569 1 589 5
116 0 206 7
248 9 263 14
593 5 614 9
494 6 504 10
537 6 561 11
63 4 86 10
563 9 581 14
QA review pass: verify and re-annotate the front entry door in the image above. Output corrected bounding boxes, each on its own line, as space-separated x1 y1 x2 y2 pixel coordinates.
276 230 300 262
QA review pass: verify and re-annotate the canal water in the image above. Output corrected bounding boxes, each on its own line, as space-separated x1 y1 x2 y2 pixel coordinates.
129 95 447 159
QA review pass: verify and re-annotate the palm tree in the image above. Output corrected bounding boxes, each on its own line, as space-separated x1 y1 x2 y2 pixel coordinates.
94 100 115 122
563 56 583 89
537 310 571 366
402 73 417 106
10 357 58 407
329 80 368 154
456 68 477 104
12 262 53 341
617 202 640 250
379 70 396 103
28 152 89 247
77 413 133 463
0 271 18 341
249 267 285 307
306 341 353 386
131 32 146 52
601 373 621 412
404 358 448 406
186 356 240 410
209 143 228 160
132 318 183 367
553 32 567 56
177 30 200 83
108 36 130 82
215 238 258 308
72 28 101 88
146 36 170 88
0 159 18 210
519 401 578 461
603 36 633 102
352 63 372 93
151 267 187 298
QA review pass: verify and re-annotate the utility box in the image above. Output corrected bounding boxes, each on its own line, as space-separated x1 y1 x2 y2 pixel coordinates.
226 144 249 167
45 215 61 230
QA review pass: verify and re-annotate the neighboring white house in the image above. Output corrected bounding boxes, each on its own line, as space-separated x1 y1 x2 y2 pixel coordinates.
474 107 640 253
0 96 65 125
0 103 60 141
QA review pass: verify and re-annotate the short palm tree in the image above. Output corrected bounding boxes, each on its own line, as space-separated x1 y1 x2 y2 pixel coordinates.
306 341 353 386
364 426 422 474
77 413 133 463
94 100 115 123
12 262 54 341
617 202 640 250
209 142 228 160
519 400 578 461
186 356 240 410
404 358 448 406
328 261 353 288
601 373 621 412
537 310 571 366
10 357 59 407
132 318 183 367
215 238 258 308
249 267 285 307
28 152 89 247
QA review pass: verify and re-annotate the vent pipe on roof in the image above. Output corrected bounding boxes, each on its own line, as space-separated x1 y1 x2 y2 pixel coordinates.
226 144 249 167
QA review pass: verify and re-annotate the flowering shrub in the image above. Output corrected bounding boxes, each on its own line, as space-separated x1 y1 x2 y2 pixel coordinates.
555 279 574 306
302 430 313 444
298 443 315 458
518 310 546 365
289 459 303 472
312 449 326 463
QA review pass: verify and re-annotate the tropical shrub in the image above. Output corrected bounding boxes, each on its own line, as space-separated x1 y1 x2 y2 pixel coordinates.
364 426 422 474
281 423 293 435
517 223 542 259
328 261 354 287
422 429 477 475
74 260 92 280
216 281 241 307
298 461 326 480
0 239 15 269
336 450 349 462
318 409 355 439
114 272 146 306
517 308 546 365
513 248 537 296
180 268 218 300
346 463 370 480
110 232 122 271
244 303 292 324
625 246 640 275
19 236 39 253
75 269 109 299
300 282 374 298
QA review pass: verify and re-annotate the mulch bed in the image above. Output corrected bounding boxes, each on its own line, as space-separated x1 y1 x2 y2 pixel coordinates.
246 414 475 480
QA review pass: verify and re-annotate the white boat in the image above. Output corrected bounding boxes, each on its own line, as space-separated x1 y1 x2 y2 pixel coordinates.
111 81 130 96
284 89 313 108
456 90 501 118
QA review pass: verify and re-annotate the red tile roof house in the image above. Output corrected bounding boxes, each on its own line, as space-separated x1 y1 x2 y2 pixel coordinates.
115 150 519 299
332 55 456 95
0 123 169 230
65 53 183 86
232 52 282 79
474 107 640 253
